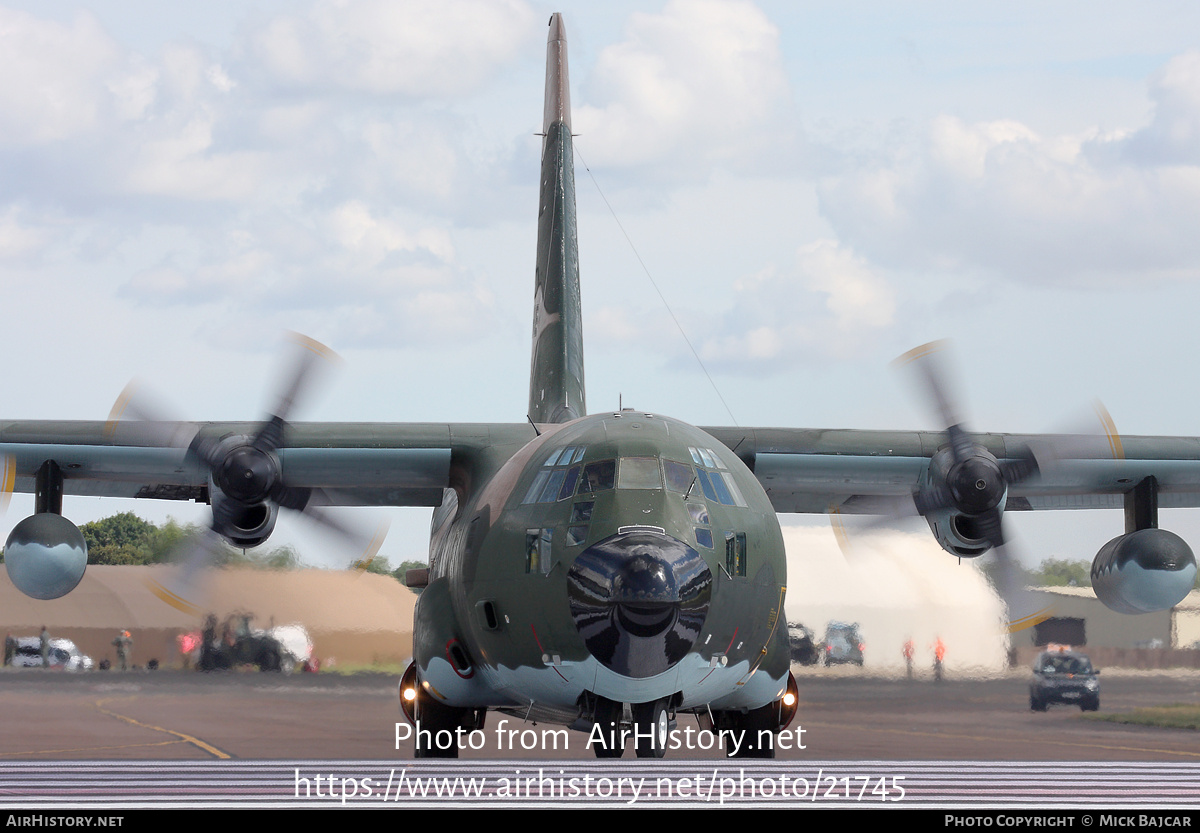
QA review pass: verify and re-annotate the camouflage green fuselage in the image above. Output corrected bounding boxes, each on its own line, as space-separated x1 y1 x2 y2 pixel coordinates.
416 411 789 723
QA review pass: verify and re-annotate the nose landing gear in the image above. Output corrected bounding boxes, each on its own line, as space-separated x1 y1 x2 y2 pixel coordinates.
632 698 670 759
587 695 674 759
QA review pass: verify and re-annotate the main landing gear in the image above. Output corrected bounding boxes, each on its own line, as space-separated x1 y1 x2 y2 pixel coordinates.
399 662 485 759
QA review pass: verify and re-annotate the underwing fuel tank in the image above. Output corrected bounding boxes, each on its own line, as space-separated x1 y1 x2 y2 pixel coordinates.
4 513 88 600
1091 528 1197 614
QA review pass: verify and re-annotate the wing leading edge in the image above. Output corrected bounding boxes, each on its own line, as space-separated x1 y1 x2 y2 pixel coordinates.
703 426 1200 513
0 420 535 506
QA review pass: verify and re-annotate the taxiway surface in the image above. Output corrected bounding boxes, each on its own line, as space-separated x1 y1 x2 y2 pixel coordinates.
1 667 1197 762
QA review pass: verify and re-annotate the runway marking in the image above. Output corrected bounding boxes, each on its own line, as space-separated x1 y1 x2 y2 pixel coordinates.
817 721 1200 758
94 698 233 760
0 739 190 758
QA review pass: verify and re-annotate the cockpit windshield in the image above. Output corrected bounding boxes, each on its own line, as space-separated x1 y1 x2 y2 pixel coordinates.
522 446 746 505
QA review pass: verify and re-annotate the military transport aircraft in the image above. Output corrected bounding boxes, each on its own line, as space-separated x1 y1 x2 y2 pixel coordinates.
1 13 1198 759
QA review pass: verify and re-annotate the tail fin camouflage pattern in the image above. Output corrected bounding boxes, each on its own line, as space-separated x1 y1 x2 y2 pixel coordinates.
528 13 586 425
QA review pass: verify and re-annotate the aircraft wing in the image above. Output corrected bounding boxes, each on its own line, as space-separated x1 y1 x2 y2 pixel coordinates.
0 420 534 506
701 426 1200 514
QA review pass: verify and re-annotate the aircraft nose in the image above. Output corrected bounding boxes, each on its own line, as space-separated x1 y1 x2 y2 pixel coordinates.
567 529 712 678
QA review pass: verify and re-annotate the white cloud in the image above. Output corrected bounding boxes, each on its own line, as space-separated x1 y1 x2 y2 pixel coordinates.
697 240 894 368
0 206 50 261
251 0 537 97
797 239 894 331
329 201 456 281
118 200 496 349
588 239 894 373
0 8 122 144
1118 51 1200 165
573 0 792 177
817 51 1200 286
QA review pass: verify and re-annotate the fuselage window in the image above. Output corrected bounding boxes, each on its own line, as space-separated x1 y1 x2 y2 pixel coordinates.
581 459 616 492
567 501 592 546
725 531 747 577
523 447 590 504
538 468 567 503
546 445 583 467
525 528 553 574
663 460 694 492
617 456 663 490
571 501 594 523
682 455 747 508
721 472 747 507
558 465 581 500
523 470 551 504
709 470 735 505
695 528 713 549
687 503 709 525
696 469 719 502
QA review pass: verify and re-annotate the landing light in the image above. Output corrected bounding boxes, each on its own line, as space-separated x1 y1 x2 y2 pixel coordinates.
402 687 416 702
782 692 796 707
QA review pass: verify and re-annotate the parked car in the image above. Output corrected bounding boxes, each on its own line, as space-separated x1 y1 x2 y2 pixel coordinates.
822 622 864 666
268 624 313 674
199 614 310 673
1030 648 1100 712
787 622 821 665
7 636 94 671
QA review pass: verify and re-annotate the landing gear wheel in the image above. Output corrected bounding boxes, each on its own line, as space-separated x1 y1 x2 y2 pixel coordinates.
727 703 778 759
592 697 626 759
414 687 466 759
632 699 669 759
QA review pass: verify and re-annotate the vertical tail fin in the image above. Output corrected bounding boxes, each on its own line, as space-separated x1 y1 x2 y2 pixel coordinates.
528 13 586 425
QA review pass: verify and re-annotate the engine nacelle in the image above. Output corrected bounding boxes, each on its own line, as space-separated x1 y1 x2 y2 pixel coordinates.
925 506 994 558
210 480 278 548
4 513 88 600
920 444 1007 558
1091 528 1196 614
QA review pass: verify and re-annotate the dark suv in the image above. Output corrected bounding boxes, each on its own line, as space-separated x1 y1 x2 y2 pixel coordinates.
788 622 821 665
1030 649 1100 712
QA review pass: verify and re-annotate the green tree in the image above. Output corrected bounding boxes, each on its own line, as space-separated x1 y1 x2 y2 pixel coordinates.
81 512 158 565
394 559 428 593
352 555 394 575
1029 558 1092 587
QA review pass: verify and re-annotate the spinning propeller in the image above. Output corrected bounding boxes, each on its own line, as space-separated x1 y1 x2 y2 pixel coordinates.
895 340 1040 553
107 333 388 613
834 341 1121 633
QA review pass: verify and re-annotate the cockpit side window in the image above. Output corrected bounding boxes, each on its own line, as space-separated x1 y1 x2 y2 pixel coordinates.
663 460 694 492
688 446 747 507
523 446 591 504
558 465 581 500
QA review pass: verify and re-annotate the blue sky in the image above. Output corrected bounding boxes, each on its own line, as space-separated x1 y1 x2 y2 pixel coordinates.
3 0 1200 570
